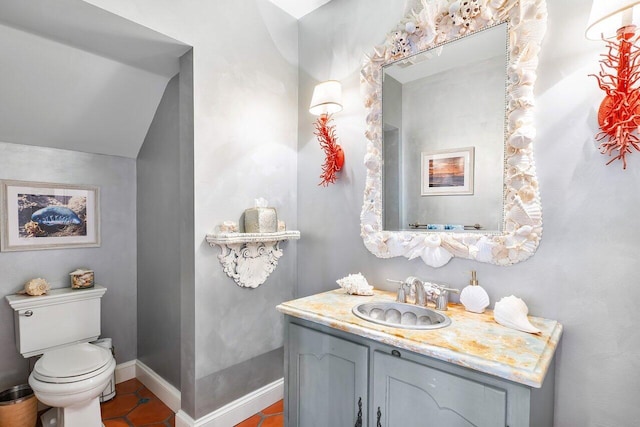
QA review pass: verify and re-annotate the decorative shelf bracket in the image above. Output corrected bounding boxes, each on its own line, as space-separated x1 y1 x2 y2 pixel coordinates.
206 230 300 288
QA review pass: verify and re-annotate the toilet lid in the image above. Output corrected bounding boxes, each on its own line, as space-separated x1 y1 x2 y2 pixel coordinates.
33 343 112 384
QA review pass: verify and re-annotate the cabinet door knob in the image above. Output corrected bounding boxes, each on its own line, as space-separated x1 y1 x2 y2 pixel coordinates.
23 310 33 317
391 349 401 358
376 406 382 427
354 397 362 427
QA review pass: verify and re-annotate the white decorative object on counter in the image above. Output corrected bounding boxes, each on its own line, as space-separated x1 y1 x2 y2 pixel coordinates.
459 270 489 313
494 295 541 334
206 230 300 288
336 273 374 296
24 278 50 296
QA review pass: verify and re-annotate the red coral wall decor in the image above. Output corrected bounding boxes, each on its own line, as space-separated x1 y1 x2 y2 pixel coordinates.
587 1 640 169
309 80 344 185
591 26 640 169
314 113 344 186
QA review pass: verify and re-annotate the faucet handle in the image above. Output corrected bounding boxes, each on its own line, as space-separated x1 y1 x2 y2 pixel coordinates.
387 279 407 303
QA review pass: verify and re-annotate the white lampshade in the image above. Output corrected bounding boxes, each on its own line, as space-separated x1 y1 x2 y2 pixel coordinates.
309 80 343 116
586 0 640 40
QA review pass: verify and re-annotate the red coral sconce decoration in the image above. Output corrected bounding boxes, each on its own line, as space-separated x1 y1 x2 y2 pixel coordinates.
587 1 640 169
309 80 345 186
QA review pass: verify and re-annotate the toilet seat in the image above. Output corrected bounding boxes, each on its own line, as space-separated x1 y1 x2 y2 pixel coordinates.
32 343 112 384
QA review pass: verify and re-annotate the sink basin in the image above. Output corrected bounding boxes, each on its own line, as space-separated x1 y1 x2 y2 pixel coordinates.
352 302 451 330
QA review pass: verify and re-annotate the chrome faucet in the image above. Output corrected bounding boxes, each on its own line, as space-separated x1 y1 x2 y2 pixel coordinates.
424 282 460 311
388 277 459 311
388 276 426 306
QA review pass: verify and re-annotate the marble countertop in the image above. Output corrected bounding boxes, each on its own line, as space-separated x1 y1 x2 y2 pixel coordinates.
277 288 562 388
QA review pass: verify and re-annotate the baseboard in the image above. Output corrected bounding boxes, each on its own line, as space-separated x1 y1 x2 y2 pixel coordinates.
175 378 284 427
114 360 282 426
115 360 136 384
135 360 181 413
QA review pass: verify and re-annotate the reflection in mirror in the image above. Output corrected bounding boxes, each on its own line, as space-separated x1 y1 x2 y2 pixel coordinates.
382 24 507 232
361 0 547 267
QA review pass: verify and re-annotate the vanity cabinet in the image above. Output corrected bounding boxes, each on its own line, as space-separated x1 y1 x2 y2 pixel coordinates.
285 318 555 427
287 323 368 426
372 351 506 426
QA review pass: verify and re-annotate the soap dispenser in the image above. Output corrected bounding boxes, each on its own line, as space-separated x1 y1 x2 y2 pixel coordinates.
459 270 489 313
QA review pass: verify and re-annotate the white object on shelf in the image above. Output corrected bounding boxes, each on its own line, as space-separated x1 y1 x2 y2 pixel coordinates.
206 230 300 288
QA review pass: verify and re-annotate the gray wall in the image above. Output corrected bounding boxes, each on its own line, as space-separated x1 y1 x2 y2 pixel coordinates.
299 0 640 425
82 0 299 418
137 74 181 389
0 142 137 391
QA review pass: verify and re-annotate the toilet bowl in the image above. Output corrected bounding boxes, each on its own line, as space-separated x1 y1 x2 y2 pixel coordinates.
28 343 116 427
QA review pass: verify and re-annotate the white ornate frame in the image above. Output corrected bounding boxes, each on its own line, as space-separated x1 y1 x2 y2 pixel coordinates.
360 0 546 267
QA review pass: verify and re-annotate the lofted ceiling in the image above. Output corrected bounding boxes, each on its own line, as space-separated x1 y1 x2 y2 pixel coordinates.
268 0 333 19
0 0 190 159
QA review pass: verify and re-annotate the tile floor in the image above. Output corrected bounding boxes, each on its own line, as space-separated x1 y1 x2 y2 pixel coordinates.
233 400 284 427
100 378 175 426
37 378 283 427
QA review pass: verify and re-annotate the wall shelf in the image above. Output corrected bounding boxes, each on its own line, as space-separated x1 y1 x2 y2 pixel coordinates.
206 230 300 288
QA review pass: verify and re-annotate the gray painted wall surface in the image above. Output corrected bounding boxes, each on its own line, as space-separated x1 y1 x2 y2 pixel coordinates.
0 142 137 391
137 74 181 389
178 50 196 417
83 0 298 418
299 0 640 425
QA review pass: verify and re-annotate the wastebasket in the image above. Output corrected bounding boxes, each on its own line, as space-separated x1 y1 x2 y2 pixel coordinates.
0 384 37 427
91 338 116 402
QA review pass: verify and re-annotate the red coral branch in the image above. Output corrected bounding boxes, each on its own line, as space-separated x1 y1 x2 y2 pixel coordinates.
314 113 345 186
590 29 640 169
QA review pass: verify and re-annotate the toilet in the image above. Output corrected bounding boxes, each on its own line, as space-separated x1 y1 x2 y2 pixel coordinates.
6 285 115 427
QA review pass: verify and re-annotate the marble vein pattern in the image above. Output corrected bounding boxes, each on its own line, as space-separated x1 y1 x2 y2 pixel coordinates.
277 288 562 388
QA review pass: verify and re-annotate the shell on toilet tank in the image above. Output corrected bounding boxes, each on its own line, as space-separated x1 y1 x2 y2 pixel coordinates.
5 285 107 358
493 295 541 334
24 278 50 296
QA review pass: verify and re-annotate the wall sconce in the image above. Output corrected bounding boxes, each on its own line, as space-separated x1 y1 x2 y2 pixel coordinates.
309 80 344 186
587 0 640 169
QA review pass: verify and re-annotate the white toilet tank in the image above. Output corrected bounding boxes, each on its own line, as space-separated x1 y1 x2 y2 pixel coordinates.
6 285 107 358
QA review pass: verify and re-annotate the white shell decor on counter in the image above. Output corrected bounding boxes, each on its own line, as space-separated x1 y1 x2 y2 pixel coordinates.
360 0 546 267
493 295 541 334
23 278 50 296
460 271 489 314
337 273 374 296
460 286 490 313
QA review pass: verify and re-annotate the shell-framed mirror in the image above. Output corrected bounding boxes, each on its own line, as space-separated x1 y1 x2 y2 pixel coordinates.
360 0 547 267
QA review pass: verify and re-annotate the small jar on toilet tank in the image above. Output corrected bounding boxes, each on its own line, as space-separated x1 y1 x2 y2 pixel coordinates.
70 269 94 289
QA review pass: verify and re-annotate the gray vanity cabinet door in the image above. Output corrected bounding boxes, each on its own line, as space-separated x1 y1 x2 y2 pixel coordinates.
288 324 368 427
372 351 507 427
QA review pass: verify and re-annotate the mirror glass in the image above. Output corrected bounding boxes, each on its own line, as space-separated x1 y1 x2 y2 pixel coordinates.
360 0 546 267
382 24 507 232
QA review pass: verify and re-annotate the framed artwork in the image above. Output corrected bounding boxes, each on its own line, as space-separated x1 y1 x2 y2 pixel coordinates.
1 180 100 251
421 147 475 196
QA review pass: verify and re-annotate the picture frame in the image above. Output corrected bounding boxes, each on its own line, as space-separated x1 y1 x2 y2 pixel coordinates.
421 147 475 196
0 180 100 251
